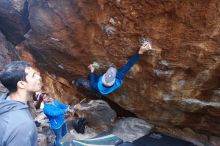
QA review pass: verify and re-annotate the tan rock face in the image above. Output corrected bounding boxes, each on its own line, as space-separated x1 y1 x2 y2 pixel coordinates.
0 0 220 144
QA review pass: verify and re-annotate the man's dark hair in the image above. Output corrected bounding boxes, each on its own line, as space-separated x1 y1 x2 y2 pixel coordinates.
0 61 31 93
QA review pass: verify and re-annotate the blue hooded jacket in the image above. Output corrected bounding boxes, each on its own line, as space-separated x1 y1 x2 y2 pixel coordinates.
43 100 70 129
0 93 38 146
90 53 140 95
97 76 123 95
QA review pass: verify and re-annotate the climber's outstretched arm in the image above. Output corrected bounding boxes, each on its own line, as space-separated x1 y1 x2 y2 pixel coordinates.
117 41 153 79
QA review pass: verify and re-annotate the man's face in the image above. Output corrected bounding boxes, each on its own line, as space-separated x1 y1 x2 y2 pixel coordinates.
24 67 42 93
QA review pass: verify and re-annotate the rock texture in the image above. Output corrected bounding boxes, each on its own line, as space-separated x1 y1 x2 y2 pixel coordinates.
0 31 19 69
0 0 220 145
0 0 30 44
0 31 19 92
113 117 153 142
74 99 117 131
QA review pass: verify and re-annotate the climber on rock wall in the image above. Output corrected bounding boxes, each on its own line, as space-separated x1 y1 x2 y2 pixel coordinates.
73 39 154 95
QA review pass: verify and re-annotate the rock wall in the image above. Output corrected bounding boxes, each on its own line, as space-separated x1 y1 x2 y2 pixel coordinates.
0 0 220 145
0 31 19 92
0 0 30 44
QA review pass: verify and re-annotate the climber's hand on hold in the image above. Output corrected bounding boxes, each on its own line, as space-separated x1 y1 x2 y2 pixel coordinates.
138 41 153 54
88 64 95 73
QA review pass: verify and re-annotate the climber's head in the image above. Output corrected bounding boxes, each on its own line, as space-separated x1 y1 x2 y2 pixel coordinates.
102 67 117 87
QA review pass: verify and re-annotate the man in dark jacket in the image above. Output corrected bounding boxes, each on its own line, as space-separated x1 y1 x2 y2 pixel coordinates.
0 61 43 146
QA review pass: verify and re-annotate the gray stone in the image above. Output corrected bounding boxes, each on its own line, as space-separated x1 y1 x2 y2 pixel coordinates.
74 99 117 131
113 117 153 142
